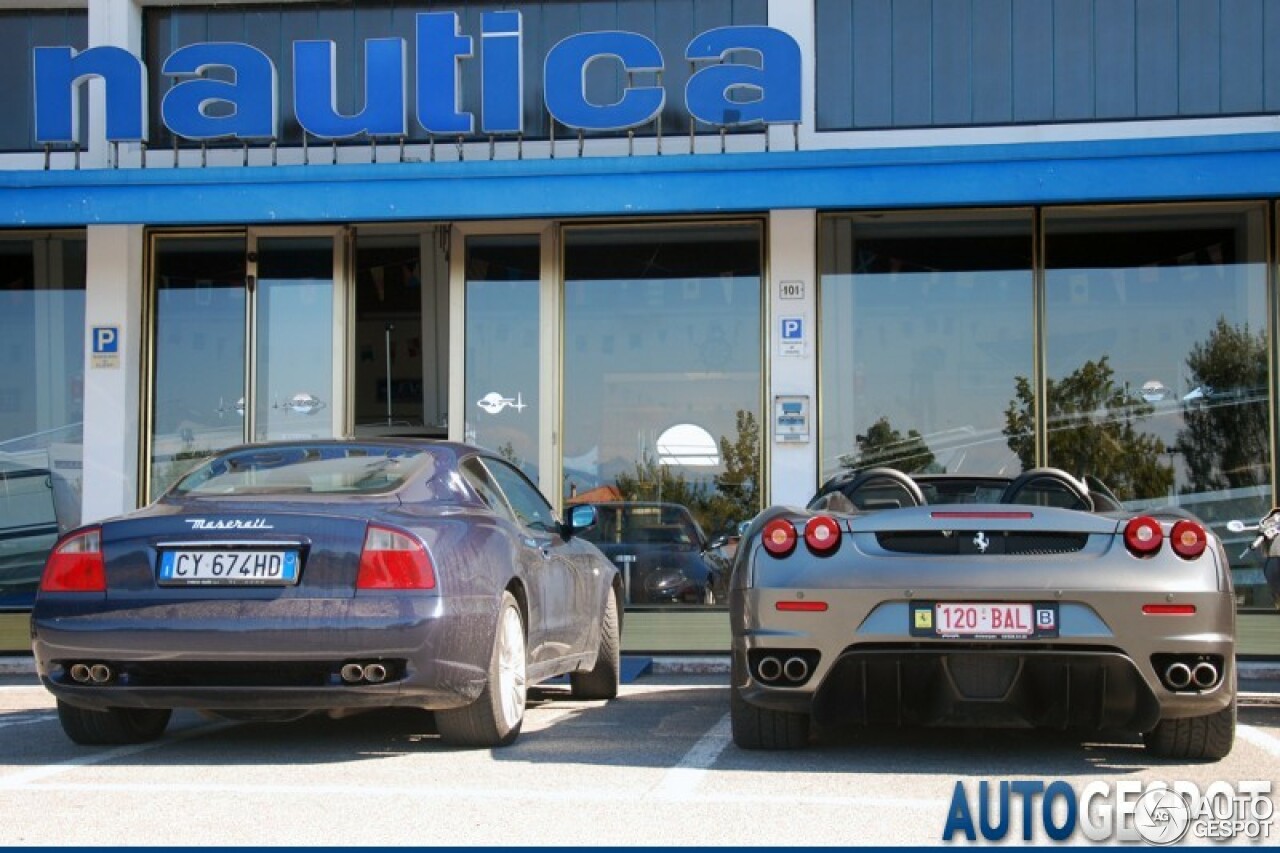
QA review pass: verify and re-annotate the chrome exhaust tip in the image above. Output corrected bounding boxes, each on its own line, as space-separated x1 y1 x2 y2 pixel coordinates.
783 656 809 683
756 656 783 683
69 663 91 684
88 664 112 684
363 663 387 684
1165 662 1193 690
1191 661 1219 689
340 663 365 684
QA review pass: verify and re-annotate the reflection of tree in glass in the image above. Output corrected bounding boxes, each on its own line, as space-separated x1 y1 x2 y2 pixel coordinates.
839 416 936 473
612 411 761 536
1003 356 1172 502
1175 319 1269 494
497 441 522 471
709 410 761 532
614 454 707 509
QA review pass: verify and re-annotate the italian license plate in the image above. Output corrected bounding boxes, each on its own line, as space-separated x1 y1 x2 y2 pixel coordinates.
158 550 300 586
910 602 1059 639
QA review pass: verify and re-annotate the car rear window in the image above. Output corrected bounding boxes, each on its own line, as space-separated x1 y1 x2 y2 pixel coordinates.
170 445 435 497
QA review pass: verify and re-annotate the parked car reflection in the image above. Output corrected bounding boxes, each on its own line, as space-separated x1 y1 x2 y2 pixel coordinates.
0 464 60 608
576 501 731 605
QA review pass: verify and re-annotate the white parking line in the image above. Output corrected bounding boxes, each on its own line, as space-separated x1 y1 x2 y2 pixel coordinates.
1238 724 1280 759
649 711 732 801
0 716 50 730
0 720 230 789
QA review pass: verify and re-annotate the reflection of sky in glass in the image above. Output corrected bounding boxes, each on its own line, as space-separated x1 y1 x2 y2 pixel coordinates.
562 227 762 497
0 291 84 445
257 278 334 441
821 271 1033 479
465 278 540 480
1045 265 1265 416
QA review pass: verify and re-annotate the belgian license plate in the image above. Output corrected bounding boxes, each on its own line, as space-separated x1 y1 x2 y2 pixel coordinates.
910 602 1059 639
158 550 300 586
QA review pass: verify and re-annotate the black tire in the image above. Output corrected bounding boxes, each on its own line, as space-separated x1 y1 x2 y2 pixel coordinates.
729 659 810 750
436 591 527 748
571 589 620 701
56 700 171 746
1143 700 1236 761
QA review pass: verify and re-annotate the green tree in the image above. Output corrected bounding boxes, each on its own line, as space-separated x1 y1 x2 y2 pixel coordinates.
840 416 936 474
705 410 761 534
1003 356 1172 501
1175 318 1269 493
613 453 707 510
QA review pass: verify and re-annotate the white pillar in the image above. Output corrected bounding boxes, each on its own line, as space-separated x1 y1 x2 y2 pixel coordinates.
768 209 818 507
87 0 144 168
768 0 816 151
81 224 145 523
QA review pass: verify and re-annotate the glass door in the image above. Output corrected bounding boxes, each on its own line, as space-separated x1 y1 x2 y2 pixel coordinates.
147 229 345 499
459 234 545 484
249 233 343 442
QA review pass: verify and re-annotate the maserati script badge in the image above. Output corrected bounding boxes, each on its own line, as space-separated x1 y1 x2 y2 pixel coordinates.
184 518 274 530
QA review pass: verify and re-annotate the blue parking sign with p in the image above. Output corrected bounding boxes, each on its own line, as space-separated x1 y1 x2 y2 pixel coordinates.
781 317 803 340
92 326 118 354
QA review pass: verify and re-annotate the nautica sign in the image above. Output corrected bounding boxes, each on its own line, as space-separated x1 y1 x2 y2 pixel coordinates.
32 11 801 145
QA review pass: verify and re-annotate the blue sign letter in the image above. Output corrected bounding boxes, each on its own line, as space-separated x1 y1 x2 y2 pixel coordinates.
942 781 976 842
34 45 147 143
481 11 523 134
161 43 278 140
92 326 118 354
294 38 406 139
544 32 664 131
416 12 474 135
685 26 801 126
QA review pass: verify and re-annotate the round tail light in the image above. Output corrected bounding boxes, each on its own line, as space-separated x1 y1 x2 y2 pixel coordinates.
1169 519 1207 559
1124 515 1163 557
804 515 841 555
761 518 798 557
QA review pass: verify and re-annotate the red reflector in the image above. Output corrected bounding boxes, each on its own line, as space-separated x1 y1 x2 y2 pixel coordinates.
1169 519 1208 559
1142 603 1197 615
930 511 1034 520
1124 515 1163 557
776 600 829 612
804 515 841 554
357 524 436 590
40 527 106 593
761 518 798 557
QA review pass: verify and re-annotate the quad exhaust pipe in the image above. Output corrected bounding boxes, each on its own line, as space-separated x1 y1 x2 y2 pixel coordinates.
67 663 113 684
340 662 389 685
1191 661 1219 689
755 655 813 685
1164 662 1193 690
1161 659 1221 691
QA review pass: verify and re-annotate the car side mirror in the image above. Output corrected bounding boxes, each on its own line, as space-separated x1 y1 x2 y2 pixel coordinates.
706 534 729 551
563 504 597 539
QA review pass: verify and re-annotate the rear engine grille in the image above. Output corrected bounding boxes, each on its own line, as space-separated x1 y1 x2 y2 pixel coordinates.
811 645 1159 731
876 531 1089 556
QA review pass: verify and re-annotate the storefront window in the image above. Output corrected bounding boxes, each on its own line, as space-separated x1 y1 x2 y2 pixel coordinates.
0 233 85 608
562 223 762 607
253 237 336 442
1043 204 1272 607
150 236 248 497
819 211 1035 482
464 236 541 482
